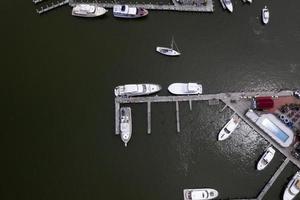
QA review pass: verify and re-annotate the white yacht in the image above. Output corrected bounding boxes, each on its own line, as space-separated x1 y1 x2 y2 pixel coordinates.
262 6 269 24
220 0 233 13
183 188 219 200
72 4 107 17
120 107 132 147
283 171 300 200
156 37 181 56
114 84 162 97
218 115 241 141
113 5 148 18
168 83 202 95
256 146 276 171
242 0 252 3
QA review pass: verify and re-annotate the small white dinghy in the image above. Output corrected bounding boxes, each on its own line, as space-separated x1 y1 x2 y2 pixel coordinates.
220 0 233 13
168 83 202 95
183 188 219 200
256 146 275 170
262 6 270 24
156 37 180 56
218 115 241 141
120 107 132 147
283 171 300 200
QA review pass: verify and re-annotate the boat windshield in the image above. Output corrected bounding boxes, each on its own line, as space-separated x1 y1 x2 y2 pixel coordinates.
224 128 231 134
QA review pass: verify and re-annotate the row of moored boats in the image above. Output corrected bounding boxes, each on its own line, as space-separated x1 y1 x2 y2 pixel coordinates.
72 4 148 18
114 83 202 97
72 2 270 24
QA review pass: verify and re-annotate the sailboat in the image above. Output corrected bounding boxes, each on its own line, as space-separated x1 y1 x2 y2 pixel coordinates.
156 37 181 56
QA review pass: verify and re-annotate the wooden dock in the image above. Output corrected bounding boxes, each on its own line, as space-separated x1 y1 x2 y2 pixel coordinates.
33 0 45 4
114 89 298 199
69 0 214 12
36 0 69 14
256 158 290 200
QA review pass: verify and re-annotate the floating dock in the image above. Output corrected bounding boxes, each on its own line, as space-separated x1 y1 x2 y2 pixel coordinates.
36 0 69 14
114 90 298 200
256 158 290 200
69 0 214 12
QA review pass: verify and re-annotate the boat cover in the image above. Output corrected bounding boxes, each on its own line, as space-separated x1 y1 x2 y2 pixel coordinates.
187 83 199 92
77 5 95 12
128 7 137 15
264 152 273 162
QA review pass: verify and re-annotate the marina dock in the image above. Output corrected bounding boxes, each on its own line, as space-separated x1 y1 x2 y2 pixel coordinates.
69 0 214 12
256 158 290 200
36 0 69 14
114 89 299 199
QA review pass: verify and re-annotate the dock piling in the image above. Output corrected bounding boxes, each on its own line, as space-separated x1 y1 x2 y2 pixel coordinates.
115 101 120 135
147 101 151 134
176 101 180 133
189 99 192 111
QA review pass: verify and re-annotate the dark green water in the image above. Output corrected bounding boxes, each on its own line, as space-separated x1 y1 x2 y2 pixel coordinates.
2 0 300 200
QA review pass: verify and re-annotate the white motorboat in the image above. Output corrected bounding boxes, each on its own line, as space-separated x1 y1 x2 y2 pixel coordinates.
242 0 252 3
120 107 132 147
113 5 148 18
262 6 269 24
168 83 202 95
114 84 162 97
183 188 219 200
220 0 233 12
218 115 241 141
156 37 181 56
283 171 300 200
256 146 276 171
72 4 107 17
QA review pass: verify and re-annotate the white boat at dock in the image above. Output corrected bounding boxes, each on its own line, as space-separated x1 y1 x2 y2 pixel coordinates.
183 188 219 200
156 37 181 56
72 4 107 17
218 115 241 141
168 83 202 95
256 146 276 171
120 107 132 147
113 5 148 18
114 84 162 97
283 171 300 200
262 6 269 24
220 0 233 12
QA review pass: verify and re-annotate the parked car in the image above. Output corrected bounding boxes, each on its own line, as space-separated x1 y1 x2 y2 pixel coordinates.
294 90 300 98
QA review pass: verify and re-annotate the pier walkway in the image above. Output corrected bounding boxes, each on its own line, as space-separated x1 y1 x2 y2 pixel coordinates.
36 0 69 14
257 158 290 200
69 0 214 12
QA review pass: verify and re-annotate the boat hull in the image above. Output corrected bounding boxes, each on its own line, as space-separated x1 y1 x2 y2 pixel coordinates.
156 47 180 56
113 7 148 18
168 83 202 95
262 7 269 24
183 188 218 200
218 116 240 141
283 172 300 200
220 0 233 12
120 107 132 147
114 84 162 97
256 147 275 170
72 5 107 17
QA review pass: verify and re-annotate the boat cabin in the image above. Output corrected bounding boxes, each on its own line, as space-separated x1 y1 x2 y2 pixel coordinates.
187 191 209 200
187 83 200 92
113 5 137 15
